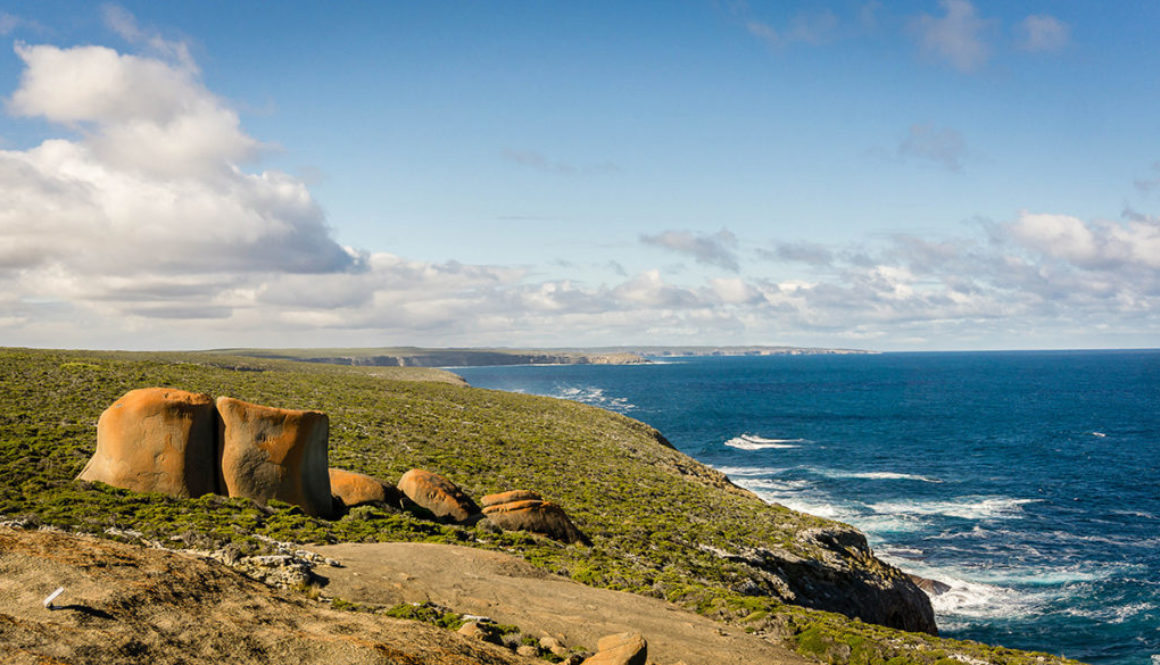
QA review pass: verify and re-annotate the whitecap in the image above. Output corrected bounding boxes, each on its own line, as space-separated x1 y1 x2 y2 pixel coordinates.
739 478 813 493
867 497 1040 520
1090 431 1107 438
877 559 1046 620
713 465 782 477
551 386 636 411
724 433 805 450
1063 601 1157 624
807 467 942 483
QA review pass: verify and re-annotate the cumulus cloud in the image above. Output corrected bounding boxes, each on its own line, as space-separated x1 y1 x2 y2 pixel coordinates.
910 0 991 72
898 123 967 171
640 229 740 271
1016 14 1070 53
0 39 356 316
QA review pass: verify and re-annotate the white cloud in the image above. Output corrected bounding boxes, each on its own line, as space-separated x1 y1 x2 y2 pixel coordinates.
640 229 740 271
0 40 355 310
1006 212 1160 270
910 0 990 73
1016 14 1070 53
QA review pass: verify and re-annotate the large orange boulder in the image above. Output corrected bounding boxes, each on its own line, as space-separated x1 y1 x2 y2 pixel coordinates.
216 396 332 517
581 632 648 665
396 469 479 523
481 490 589 545
77 387 218 498
329 468 400 509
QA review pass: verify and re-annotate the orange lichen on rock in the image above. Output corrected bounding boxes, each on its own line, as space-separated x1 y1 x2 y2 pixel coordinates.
78 387 218 498
216 396 332 517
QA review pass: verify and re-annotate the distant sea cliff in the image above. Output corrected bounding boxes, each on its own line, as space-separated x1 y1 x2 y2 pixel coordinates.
211 345 876 368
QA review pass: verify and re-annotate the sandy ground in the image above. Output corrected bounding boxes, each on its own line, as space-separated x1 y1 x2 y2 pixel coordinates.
314 541 810 665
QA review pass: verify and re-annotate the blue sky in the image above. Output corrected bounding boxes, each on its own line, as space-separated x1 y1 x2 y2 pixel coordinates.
1 1 1158 350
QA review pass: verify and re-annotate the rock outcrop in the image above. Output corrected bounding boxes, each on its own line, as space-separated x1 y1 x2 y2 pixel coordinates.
329 467 400 509
216 397 332 517
481 490 589 545
397 469 480 523
78 387 218 498
581 632 648 665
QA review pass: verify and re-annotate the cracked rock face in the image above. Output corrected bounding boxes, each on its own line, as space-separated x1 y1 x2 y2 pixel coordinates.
78 388 218 498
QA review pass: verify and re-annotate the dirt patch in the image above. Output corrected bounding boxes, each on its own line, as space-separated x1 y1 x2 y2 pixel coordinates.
0 528 524 665
314 541 810 665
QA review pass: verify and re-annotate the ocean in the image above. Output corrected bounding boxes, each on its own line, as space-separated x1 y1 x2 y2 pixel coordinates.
455 351 1160 665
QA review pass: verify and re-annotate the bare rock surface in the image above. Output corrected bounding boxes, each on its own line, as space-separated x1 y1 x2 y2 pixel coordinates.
397 469 480 523
313 541 810 665
0 527 524 665
216 396 332 516
78 387 218 498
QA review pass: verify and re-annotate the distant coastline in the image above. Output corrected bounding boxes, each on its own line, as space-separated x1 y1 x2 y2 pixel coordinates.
209 345 877 368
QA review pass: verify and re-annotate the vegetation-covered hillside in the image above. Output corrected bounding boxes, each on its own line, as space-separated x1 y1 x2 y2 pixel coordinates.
0 348 1079 665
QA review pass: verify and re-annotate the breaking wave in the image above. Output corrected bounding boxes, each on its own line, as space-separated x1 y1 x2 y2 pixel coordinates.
723 433 806 450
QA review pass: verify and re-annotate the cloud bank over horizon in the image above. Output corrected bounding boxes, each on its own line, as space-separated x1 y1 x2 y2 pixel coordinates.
0 4 1156 352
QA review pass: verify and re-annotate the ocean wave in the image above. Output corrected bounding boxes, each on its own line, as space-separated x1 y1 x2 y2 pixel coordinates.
724 433 806 450
553 386 636 411
739 477 812 492
807 467 943 483
867 497 1040 520
1063 601 1157 624
713 465 782 477
877 558 1047 620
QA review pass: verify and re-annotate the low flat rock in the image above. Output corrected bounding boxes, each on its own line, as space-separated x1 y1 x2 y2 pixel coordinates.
313 541 809 665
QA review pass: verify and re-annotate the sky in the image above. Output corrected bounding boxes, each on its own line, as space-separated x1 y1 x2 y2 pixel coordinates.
1 1 1158 352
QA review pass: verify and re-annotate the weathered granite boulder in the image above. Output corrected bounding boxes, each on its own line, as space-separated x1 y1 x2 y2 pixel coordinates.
216 396 332 517
480 491 589 545
329 468 401 509
396 469 479 523
78 388 217 498
580 632 647 665
479 489 543 508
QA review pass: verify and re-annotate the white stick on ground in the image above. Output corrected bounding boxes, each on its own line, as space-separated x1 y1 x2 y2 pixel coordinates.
43 587 64 609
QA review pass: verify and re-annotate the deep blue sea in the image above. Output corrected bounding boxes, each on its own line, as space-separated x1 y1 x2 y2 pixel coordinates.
456 351 1160 665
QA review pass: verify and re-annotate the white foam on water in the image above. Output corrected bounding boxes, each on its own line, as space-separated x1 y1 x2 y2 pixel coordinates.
807 467 943 483
552 386 636 411
878 557 1047 621
1063 601 1157 624
741 477 812 492
867 496 1040 520
1090 431 1107 438
713 465 782 477
724 433 805 450
745 487 848 520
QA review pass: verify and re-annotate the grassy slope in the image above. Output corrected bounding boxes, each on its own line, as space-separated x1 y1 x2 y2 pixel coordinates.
0 348 1078 665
